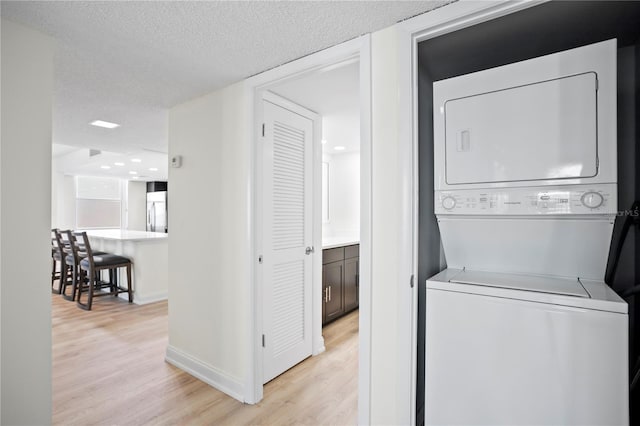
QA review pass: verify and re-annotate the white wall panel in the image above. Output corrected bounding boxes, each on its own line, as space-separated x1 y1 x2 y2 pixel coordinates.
167 82 250 398
0 19 54 425
370 25 403 425
324 151 360 239
127 180 147 231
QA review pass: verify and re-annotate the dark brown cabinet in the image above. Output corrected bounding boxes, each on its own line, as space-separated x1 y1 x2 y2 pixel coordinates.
323 260 344 323
344 256 359 311
322 244 359 325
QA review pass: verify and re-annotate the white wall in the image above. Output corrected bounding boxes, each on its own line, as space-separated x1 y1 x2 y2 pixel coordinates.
51 174 148 231
323 151 360 239
1 19 54 425
51 172 76 230
165 23 411 423
127 180 147 231
370 25 405 424
166 82 250 399
51 170 60 227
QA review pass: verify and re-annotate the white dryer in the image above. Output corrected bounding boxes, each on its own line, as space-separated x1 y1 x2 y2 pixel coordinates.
426 39 629 425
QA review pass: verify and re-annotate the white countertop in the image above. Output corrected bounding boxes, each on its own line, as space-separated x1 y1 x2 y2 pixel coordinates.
85 229 169 242
322 237 359 250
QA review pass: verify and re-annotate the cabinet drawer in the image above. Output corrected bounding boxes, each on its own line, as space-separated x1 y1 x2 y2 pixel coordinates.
345 244 359 259
323 247 344 264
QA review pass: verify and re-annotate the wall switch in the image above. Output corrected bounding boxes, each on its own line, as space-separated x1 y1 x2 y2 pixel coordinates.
171 155 182 168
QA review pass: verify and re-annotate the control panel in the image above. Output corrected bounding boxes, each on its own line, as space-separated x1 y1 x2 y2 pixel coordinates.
435 184 617 215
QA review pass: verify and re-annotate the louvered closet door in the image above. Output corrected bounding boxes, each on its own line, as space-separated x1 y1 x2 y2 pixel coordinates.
262 99 313 383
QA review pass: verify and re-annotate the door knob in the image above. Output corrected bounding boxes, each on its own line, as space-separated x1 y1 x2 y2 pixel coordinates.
305 246 314 255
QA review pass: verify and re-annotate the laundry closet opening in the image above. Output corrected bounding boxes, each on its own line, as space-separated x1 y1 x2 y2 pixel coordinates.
415 1 640 424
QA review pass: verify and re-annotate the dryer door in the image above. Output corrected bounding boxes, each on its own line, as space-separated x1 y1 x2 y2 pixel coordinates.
444 72 598 185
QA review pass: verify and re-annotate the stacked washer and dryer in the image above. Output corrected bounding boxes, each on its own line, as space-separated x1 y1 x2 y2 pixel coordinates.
425 39 629 425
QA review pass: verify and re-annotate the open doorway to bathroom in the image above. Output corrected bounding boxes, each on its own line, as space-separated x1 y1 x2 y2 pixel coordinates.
257 58 362 421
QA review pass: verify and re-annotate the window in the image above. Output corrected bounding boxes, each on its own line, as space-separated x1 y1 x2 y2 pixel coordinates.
75 176 122 229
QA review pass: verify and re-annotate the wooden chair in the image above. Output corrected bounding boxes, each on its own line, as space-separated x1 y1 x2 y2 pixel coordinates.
72 231 133 310
60 230 108 301
59 230 81 300
51 229 67 294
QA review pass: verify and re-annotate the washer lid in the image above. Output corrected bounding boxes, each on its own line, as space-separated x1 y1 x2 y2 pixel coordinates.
436 217 614 281
449 270 589 298
427 268 628 314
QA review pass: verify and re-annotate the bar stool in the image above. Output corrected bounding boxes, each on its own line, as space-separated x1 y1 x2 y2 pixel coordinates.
59 230 81 300
51 229 67 294
60 230 110 301
72 231 133 310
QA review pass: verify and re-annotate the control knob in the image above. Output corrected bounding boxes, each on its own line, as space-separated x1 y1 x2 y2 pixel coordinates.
442 196 456 210
581 191 604 209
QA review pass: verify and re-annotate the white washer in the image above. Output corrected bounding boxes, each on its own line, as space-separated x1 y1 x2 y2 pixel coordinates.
426 39 629 425
426 269 628 425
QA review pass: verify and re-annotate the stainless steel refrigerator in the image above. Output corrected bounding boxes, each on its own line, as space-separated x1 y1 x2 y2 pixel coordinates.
146 190 167 233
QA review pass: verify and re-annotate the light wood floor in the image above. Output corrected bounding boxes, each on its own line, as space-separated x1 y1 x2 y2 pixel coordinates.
52 293 358 425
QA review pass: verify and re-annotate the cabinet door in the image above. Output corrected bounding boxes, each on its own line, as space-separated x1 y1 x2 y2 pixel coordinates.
344 257 359 312
323 261 344 324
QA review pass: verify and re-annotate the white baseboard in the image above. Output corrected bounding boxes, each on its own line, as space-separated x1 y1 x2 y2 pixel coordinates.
133 291 168 305
165 345 245 402
313 332 325 356
313 345 326 356
115 290 167 305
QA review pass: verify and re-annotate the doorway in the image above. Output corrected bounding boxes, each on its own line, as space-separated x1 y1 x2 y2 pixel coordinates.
259 60 361 378
249 36 371 418
269 59 361 330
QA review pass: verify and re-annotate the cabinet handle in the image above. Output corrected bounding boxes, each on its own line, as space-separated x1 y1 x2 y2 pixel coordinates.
329 285 331 301
324 288 328 303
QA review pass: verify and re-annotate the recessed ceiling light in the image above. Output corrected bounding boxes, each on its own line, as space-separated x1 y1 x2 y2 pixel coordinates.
129 171 138 175
334 146 346 151
131 158 142 163
90 120 120 129
149 167 158 172
114 162 125 166
132 176 140 179
321 139 327 144
100 165 111 170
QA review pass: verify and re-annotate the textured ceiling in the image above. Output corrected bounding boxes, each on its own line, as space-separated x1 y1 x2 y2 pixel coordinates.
1 0 449 167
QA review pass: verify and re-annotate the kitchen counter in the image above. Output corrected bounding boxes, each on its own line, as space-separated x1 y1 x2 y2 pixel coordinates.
86 229 168 304
85 229 168 242
322 237 359 250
